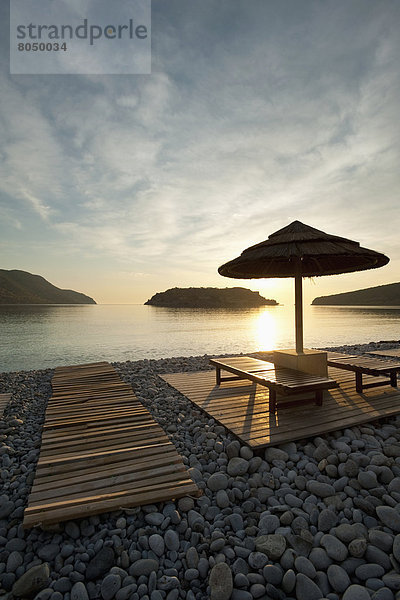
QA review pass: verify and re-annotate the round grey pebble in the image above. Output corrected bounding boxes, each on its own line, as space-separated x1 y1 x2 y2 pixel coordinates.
184 569 199 582
264 447 289 462
101 574 121 600
130 559 159 577
376 506 400 532
371 589 395 600
207 472 228 491
262 564 282 585
157 576 180 591
295 573 323 600
248 552 268 570
342 584 372 600
382 573 400 590
164 530 179 552
7 551 23 573
178 497 194 512
358 470 378 489
318 509 338 532
327 565 351 593
54 578 71 593
71 582 89 600
355 563 384 580
145 513 164 526
306 481 335 498
65 522 80 540
294 556 316 579
32 589 53 600
249 583 265 598
216 490 230 508
369 530 394 553
209 563 233 600
320 534 348 561
227 457 249 477
229 514 244 532
149 534 164 557
258 514 280 534
309 547 332 570
282 569 296 594
348 538 367 558
255 534 286 560
38 544 60 562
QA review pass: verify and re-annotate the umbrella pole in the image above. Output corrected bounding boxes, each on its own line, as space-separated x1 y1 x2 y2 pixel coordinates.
294 265 304 354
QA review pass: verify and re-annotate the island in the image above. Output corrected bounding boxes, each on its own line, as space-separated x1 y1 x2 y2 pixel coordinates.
145 287 278 308
312 282 400 306
0 269 96 304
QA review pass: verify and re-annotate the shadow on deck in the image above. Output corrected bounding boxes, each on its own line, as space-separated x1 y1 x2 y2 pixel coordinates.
161 366 400 449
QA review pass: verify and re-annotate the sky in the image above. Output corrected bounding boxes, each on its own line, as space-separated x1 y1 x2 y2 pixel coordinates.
1 0 399 305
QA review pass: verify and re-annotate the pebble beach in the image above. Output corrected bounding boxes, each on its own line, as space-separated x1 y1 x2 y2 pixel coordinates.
1 341 400 600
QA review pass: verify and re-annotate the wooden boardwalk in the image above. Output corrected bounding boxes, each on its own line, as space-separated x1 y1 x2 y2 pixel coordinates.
372 348 400 358
161 366 400 449
24 362 200 528
0 394 11 418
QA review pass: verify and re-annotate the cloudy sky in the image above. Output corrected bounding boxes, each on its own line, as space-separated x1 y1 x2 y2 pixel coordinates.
1 0 399 304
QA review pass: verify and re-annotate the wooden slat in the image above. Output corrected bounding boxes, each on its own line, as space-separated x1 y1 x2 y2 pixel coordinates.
0 394 11 419
327 354 400 373
210 356 337 396
23 362 200 528
161 365 400 449
24 482 199 526
369 348 400 358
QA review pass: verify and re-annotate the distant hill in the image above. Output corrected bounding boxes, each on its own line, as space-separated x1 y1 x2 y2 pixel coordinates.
312 282 400 306
0 269 96 304
145 287 278 308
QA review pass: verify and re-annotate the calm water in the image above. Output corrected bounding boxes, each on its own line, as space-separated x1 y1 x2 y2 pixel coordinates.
1 304 399 373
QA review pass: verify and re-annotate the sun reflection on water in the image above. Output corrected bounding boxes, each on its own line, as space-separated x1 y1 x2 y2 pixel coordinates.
254 307 278 351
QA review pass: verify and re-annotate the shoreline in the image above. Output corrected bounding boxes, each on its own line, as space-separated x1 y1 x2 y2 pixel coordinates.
1 343 400 599
2 338 400 378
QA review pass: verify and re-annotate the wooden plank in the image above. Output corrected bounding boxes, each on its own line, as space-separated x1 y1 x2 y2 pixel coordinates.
23 362 200 528
327 355 400 373
371 348 400 358
35 445 180 479
23 482 199 527
31 453 184 491
161 366 400 449
28 468 190 505
0 394 11 419
210 356 337 399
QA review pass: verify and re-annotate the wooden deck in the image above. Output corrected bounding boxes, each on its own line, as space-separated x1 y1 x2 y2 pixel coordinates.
161 366 400 449
23 362 200 528
371 348 400 358
0 394 11 418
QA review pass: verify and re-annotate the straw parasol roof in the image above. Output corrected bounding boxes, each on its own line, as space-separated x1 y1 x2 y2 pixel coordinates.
218 221 389 279
218 221 389 353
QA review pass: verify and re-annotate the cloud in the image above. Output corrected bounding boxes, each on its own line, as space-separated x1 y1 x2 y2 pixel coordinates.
0 0 399 300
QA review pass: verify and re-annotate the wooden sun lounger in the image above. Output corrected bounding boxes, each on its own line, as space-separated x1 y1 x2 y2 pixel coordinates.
368 348 400 359
327 352 400 393
209 356 338 414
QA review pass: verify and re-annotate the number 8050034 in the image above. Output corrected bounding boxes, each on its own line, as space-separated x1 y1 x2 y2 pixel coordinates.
18 42 67 51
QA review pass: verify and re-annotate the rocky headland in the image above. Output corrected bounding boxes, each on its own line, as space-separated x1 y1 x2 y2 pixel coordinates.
145 288 278 309
313 283 400 306
0 270 96 304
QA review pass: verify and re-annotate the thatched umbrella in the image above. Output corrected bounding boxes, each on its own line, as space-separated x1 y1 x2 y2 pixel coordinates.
218 221 389 353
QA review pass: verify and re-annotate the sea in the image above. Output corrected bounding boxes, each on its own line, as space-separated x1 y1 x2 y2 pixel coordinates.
1 304 400 373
